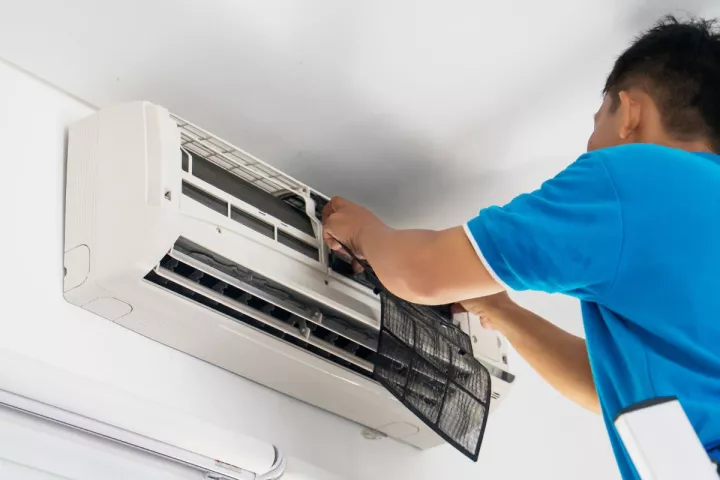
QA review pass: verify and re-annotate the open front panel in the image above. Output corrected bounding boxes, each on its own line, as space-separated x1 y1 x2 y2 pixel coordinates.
174 115 379 291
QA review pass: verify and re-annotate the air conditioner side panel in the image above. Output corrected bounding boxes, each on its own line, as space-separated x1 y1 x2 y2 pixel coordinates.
64 102 182 312
64 109 104 305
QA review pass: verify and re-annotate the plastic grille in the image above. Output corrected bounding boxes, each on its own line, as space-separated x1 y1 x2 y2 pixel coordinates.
171 113 306 196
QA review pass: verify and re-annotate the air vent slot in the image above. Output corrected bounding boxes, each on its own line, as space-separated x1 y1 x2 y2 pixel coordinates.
181 150 189 172
231 207 274 239
182 182 227 216
183 150 313 236
277 230 319 261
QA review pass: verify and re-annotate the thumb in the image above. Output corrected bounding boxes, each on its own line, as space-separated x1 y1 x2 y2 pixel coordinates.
479 317 495 330
322 214 344 252
323 230 342 251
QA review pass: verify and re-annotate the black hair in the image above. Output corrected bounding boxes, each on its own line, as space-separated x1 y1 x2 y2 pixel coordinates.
603 15 720 152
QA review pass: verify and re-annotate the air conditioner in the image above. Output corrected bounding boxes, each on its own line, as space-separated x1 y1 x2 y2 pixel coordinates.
63 101 515 450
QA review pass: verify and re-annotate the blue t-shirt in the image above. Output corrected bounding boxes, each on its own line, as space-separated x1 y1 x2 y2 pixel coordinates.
465 144 720 479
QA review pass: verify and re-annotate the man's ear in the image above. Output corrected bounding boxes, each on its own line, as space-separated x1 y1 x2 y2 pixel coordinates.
617 90 642 140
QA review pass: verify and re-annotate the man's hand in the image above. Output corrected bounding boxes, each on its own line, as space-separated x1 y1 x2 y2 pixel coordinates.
322 197 388 258
456 292 600 413
453 291 515 331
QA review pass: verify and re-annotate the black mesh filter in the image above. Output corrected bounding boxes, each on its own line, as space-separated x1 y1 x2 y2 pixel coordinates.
337 245 492 461
375 291 492 460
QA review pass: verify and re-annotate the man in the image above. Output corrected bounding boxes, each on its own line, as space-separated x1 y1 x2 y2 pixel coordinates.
322 16 720 479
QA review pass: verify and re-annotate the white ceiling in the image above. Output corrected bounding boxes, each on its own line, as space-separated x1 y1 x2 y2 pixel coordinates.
0 0 717 226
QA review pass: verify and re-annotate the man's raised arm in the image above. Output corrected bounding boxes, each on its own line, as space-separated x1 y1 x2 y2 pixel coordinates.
322 197 503 305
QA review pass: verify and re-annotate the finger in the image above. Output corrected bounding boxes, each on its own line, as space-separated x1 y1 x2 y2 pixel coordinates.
323 232 339 250
351 260 365 273
338 240 365 261
332 244 354 261
323 211 352 251
322 228 342 251
479 318 495 331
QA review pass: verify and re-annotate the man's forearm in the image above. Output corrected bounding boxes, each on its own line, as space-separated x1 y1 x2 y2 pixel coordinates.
357 226 502 304
481 302 600 413
322 197 502 303
358 226 440 301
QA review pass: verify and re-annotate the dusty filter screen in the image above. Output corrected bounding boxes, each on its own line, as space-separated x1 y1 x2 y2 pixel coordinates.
373 291 492 461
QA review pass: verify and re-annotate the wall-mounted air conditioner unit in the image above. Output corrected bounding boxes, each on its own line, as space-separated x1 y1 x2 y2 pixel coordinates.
63 102 514 450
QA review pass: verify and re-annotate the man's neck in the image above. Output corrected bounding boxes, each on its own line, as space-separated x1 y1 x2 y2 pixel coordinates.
652 137 714 154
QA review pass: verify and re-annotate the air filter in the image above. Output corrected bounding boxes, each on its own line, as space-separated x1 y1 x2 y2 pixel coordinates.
338 246 492 461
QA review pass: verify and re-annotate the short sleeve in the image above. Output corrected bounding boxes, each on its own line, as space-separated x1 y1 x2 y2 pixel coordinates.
465 152 623 295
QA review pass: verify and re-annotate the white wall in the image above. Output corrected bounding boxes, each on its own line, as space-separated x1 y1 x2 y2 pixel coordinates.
0 402 204 480
0 58 621 480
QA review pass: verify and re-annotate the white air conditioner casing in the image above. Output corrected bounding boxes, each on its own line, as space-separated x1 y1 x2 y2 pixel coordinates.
63 101 515 451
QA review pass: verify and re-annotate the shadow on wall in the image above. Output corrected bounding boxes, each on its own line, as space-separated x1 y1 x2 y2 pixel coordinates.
410 157 571 230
